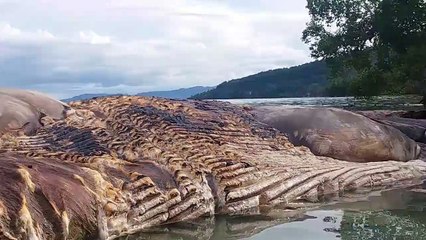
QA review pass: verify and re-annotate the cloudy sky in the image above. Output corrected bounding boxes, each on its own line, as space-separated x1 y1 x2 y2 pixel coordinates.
0 0 313 99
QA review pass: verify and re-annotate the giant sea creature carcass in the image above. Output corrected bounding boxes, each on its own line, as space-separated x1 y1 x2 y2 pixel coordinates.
0 89 425 239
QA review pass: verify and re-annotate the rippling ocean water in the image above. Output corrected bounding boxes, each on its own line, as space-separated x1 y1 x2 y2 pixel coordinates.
219 95 423 111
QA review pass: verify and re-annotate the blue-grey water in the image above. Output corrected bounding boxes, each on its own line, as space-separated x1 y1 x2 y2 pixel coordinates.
219 95 423 111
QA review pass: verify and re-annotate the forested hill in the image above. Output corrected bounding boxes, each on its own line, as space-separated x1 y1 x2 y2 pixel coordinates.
62 86 213 102
191 61 328 99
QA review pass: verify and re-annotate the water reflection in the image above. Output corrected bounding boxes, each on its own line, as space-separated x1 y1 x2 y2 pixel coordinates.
124 188 426 240
248 188 426 240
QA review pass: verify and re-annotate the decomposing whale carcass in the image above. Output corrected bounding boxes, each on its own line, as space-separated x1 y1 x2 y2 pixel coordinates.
360 110 426 143
0 89 71 134
251 106 421 162
0 89 425 239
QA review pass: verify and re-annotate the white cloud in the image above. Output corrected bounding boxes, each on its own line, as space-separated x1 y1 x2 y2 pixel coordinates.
0 23 21 38
79 31 111 45
37 29 55 39
0 22 56 42
0 0 313 99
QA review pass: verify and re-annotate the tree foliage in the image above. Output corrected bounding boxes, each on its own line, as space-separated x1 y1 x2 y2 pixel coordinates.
191 61 328 99
302 0 426 97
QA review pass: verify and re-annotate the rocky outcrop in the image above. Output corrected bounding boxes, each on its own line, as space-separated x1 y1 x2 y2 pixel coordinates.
0 90 426 239
251 106 420 162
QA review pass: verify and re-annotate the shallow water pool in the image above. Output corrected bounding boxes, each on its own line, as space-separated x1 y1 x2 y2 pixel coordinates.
126 187 426 240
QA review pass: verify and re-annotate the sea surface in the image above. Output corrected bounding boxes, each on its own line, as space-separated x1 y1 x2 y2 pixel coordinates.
219 95 424 111
130 95 425 240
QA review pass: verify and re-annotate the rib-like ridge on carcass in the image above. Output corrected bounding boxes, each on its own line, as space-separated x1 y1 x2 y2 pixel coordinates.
1 96 425 239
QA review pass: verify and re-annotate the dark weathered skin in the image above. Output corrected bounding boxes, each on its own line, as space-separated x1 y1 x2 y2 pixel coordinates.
251 106 421 162
361 111 426 143
1 92 426 239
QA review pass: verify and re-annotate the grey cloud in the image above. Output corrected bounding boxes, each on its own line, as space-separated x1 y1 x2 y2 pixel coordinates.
0 0 313 98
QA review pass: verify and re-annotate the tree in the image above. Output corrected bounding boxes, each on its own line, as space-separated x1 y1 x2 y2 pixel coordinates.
302 0 426 98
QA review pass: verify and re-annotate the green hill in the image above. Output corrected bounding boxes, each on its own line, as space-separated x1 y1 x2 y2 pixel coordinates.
191 61 328 99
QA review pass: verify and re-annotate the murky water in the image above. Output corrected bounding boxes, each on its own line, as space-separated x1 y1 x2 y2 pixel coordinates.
245 188 426 240
127 187 426 240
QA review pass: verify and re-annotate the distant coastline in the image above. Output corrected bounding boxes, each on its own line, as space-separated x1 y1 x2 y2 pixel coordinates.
62 86 214 102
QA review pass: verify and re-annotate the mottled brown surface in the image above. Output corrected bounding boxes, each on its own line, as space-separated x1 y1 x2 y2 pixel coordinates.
0 88 71 120
0 94 42 135
362 111 426 143
251 106 421 162
359 110 426 158
0 153 99 240
1 94 426 239
0 89 70 135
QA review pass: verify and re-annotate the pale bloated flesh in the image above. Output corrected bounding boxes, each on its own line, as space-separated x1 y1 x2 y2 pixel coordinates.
251 106 421 162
